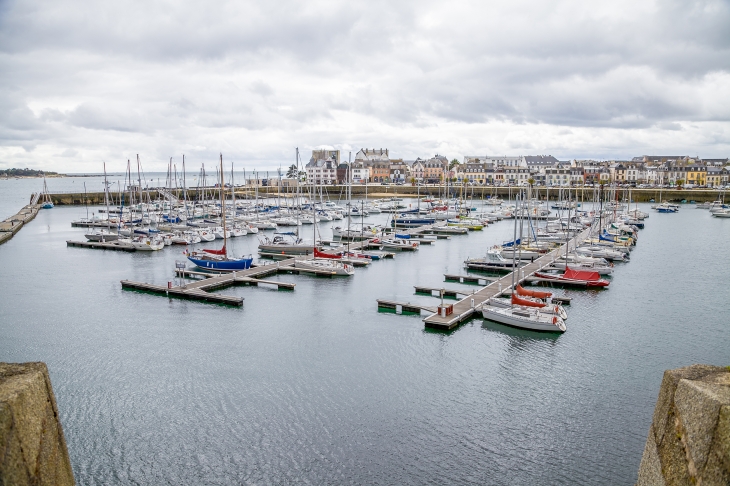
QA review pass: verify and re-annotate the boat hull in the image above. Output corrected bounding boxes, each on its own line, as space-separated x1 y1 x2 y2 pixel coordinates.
482 306 566 332
187 256 253 270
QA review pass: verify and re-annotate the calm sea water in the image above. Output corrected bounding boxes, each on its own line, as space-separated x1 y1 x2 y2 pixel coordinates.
0 178 728 485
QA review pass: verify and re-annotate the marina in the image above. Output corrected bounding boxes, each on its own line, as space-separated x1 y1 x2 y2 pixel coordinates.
1 173 728 485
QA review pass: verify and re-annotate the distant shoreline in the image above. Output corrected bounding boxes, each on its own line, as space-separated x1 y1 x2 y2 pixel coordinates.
0 174 67 179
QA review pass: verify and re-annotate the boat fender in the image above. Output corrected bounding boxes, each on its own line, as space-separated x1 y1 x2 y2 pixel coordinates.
552 316 557 325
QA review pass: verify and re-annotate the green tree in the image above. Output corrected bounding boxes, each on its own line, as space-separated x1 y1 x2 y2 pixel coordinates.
449 159 460 170
676 179 684 189
527 178 535 186
286 164 298 179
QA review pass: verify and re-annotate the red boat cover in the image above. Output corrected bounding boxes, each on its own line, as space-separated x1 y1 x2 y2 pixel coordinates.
203 245 226 255
515 284 552 299
563 268 601 281
511 294 546 308
314 248 342 259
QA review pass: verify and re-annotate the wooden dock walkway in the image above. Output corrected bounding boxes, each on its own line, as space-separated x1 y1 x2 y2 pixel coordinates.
120 221 473 308
67 240 136 252
377 300 438 315
120 254 353 305
421 225 596 330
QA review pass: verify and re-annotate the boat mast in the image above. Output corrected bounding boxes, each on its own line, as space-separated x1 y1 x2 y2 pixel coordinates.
510 191 521 299
219 153 227 256
231 162 236 221
347 152 352 254
103 162 110 231
565 186 570 261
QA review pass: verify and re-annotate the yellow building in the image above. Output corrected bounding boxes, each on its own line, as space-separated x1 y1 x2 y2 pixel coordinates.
685 165 706 186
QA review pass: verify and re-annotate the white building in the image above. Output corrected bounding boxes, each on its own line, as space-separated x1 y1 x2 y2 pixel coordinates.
354 148 390 163
545 168 570 186
305 159 337 185
351 164 370 184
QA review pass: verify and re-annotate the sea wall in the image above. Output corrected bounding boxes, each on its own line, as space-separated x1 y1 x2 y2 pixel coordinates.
0 362 75 486
0 205 39 246
48 187 726 205
636 364 730 486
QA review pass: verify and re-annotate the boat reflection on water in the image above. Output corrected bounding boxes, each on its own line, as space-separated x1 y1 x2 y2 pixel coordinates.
480 318 562 346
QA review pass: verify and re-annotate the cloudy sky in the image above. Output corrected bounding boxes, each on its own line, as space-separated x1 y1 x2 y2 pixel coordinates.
1 0 729 172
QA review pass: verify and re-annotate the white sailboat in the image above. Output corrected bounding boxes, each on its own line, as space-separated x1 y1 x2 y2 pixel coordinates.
481 190 566 333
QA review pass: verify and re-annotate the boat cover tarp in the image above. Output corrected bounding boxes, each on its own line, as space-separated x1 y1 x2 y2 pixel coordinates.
314 248 342 259
502 238 521 248
203 245 226 255
515 284 552 299
511 294 546 308
563 268 601 281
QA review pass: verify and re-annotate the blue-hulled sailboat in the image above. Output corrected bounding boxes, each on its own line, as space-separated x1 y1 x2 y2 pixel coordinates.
187 155 252 271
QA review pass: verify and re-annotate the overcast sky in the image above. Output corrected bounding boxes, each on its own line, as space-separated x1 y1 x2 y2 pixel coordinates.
1 0 729 172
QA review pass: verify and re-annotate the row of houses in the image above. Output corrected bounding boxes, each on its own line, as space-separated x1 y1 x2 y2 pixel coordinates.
303 150 730 187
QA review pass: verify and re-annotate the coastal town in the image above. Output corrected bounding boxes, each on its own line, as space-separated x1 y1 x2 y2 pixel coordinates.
2 0 729 483
295 149 730 188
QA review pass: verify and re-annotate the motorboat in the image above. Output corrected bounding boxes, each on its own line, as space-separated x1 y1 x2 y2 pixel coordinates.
655 202 678 213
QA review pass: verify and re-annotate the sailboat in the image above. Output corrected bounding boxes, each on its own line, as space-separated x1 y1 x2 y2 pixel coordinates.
293 150 353 276
187 154 253 271
86 163 120 242
40 172 54 209
481 190 567 332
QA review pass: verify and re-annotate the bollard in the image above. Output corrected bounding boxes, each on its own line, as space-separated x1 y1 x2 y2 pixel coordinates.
498 283 502 293
168 281 172 289
470 298 474 308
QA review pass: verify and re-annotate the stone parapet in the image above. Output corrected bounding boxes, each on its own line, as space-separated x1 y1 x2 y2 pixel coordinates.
0 362 75 486
637 364 730 486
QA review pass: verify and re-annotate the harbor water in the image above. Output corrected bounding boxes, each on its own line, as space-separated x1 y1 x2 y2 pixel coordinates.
0 176 728 485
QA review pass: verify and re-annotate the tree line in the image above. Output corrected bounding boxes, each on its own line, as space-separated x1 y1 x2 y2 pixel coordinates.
0 168 60 177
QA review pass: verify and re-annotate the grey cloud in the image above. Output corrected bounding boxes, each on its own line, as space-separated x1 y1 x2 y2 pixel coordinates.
0 0 729 171
58 148 78 157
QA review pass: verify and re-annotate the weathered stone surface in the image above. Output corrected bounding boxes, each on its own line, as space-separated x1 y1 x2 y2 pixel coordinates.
637 424 666 486
708 404 730 483
674 378 730 477
638 364 730 486
0 362 74 486
652 364 724 447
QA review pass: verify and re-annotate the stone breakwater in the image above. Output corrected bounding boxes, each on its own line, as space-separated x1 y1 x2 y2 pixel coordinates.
0 362 75 486
636 364 730 486
47 187 726 205
0 204 39 246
